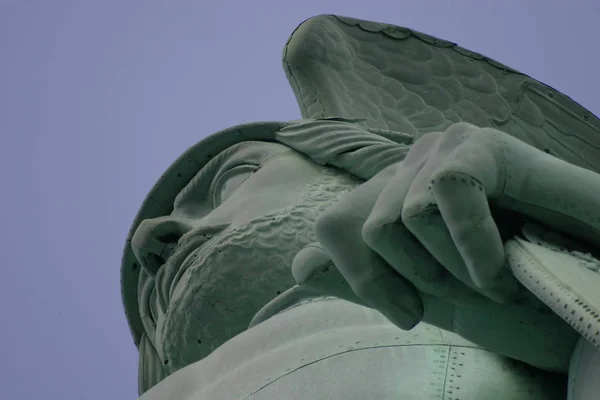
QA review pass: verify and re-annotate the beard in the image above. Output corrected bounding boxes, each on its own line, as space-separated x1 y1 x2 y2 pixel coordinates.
157 166 362 374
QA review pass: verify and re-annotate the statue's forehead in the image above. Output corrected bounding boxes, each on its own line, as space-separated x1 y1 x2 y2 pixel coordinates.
171 140 293 218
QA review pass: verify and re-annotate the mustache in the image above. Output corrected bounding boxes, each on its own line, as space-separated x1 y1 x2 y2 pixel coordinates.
158 223 230 309
160 213 314 371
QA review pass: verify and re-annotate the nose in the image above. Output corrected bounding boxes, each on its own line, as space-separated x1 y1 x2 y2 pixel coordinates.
131 216 194 277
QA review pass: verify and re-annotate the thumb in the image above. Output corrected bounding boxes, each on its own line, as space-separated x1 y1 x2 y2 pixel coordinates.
292 242 368 308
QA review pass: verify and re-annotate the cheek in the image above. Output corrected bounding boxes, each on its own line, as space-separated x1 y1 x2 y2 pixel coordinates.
203 186 308 230
160 218 316 373
210 156 326 224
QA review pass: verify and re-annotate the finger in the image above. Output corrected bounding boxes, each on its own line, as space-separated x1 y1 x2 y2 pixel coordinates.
427 125 598 292
365 185 489 307
403 207 519 303
293 242 459 335
314 167 423 330
494 130 600 248
362 134 487 307
424 125 518 290
431 170 520 292
401 127 521 302
363 132 447 283
291 242 368 308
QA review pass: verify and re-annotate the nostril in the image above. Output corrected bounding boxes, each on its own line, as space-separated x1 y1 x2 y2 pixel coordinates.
131 217 193 277
141 253 165 277
156 234 181 244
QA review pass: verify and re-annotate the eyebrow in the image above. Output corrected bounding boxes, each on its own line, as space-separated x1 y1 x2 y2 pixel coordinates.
171 140 293 219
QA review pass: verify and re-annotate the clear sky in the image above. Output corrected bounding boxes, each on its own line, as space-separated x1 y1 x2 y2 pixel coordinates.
1 1 599 399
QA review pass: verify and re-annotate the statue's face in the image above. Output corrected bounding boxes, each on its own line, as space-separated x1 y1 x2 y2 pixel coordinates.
132 140 361 375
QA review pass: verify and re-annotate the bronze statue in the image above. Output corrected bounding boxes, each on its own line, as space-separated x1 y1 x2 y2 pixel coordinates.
121 15 600 399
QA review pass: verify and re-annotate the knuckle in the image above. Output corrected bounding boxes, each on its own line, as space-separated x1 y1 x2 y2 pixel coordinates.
362 216 401 248
314 209 365 245
361 218 383 246
431 169 468 182
431 169 486 195
445 122 477 137
314 210 346 236
400 205 415 225
400 199 437 224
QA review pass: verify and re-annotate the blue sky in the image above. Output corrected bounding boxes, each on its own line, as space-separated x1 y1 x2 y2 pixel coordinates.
1 1 598 399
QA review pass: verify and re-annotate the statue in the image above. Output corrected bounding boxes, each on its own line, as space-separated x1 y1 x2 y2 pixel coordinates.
120 15 600 399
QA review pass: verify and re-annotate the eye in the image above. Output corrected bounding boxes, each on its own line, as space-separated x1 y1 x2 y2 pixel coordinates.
212 164 258 206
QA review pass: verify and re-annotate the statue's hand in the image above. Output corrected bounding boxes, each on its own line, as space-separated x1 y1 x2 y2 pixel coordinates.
294 122 599 371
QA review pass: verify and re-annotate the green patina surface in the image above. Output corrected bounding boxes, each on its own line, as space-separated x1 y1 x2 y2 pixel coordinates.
120 15 600 399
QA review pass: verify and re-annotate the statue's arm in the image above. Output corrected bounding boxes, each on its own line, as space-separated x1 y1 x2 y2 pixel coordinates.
291 121 600 372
